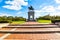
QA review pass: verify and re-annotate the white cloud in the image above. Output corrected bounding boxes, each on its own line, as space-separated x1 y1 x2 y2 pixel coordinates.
50 12 60 16
3 0 28 10
35 5 60 18
55 0 60 4
35 6 55 13
17 12 22 14
35 13 41 18
56 6 60 10
0 13 12 16
40 6 55 12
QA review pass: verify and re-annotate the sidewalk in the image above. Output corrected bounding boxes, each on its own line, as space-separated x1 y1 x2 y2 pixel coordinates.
24 22 40 24
0 23 9 28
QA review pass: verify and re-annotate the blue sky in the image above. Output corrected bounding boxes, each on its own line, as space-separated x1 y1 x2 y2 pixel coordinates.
0 0 60 18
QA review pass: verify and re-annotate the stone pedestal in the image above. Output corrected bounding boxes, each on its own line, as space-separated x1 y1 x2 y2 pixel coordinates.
28 11 35 21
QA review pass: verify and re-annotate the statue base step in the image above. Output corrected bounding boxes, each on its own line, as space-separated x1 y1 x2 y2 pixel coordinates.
26 19 36 22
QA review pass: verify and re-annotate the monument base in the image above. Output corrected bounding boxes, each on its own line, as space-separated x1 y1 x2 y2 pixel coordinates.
26 19 36 22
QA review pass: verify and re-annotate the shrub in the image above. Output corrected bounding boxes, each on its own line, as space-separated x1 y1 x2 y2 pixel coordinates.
0 20 12 23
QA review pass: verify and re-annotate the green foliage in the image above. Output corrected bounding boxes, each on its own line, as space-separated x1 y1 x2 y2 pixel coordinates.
0 20 12 23
37 14 60 20
14 16 26 21
0 16 26 23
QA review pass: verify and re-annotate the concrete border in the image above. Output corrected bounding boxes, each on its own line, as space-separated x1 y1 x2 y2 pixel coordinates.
0 23 10 28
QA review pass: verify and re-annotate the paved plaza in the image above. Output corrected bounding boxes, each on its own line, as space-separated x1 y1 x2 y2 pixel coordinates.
0 22 60 40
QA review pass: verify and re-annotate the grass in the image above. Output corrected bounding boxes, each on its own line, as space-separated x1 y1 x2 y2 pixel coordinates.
37 20 51 23
11 21 25 24
11 20 51 24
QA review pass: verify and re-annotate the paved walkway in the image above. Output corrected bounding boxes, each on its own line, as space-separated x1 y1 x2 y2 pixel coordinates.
0 23 9 28
24 22 40 24
0 22 60 40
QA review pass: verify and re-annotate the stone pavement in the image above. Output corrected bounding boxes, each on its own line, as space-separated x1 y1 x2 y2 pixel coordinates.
24 21 40 24
0 22 60 40
0 23 9 28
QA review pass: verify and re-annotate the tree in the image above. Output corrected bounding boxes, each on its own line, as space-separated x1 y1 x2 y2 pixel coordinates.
7 16 14 21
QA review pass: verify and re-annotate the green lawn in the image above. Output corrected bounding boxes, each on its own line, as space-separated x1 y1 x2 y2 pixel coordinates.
11 21 25 24
37 20 51 23
11 20 51 24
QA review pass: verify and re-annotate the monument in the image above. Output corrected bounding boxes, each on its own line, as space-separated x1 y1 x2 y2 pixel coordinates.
28 6 35 21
